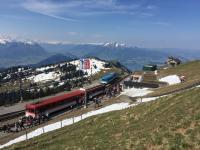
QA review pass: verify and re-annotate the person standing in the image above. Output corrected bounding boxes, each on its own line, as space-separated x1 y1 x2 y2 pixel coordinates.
15 122 19 132
3 125 7 133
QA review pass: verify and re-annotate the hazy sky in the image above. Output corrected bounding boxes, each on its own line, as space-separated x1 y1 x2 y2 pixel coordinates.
0 0 200 49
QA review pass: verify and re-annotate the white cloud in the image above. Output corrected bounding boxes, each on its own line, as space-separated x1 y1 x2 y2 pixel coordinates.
140 12 155 17
154 22 171 26
19 0 156 20
66 32 78 36
146 5 157 10
21 0 76 21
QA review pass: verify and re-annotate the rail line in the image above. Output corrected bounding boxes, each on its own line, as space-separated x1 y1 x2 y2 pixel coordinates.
0 75 129 131
0 110 25 122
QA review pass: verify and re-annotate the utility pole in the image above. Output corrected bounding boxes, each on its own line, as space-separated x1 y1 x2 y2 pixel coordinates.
19 68 23 103
79 59 84 86
90 59 92 83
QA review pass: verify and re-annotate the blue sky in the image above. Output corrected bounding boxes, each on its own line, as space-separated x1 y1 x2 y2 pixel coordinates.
0 0 200 49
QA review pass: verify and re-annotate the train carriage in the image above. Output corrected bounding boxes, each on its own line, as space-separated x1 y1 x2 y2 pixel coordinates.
25 72 120 118
100 72 118 84
25 90 85 118
83 83 105 101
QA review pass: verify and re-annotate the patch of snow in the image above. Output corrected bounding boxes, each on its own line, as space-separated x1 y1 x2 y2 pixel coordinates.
24 41 34 45
18 68 24 72
103 42 126 48
59 62 67 67
139 97 159 103
59 82 65 86
196 85 200 88
85 58 106 76
48 85 54 88
69 58 106 76
0 39 7 44
36 66 55 72
0 37 12 44
28 71 60 83
121 87 152 97
3 74 11 80
159 75 181 85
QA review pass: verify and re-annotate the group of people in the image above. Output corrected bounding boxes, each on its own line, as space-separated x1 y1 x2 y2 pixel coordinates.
93 84 123 108
105 84 122 98
2 114 49 133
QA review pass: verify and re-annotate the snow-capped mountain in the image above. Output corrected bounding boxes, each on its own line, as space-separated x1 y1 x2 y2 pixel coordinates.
0 37 12 44
0 37 50 68
103 42 127 48
0 36 36 45
0 40 46 59
41 42 169 70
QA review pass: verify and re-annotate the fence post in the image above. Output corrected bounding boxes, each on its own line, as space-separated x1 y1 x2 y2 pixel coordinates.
42 127 44 133
73 117 74 124
81 115 82 120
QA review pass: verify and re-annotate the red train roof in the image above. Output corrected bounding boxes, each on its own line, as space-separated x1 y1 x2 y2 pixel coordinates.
26 90 85 110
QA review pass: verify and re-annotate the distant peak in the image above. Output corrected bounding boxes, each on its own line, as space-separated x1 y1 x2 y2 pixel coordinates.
0 36 36 45
0 36 12 44
103 42 127 48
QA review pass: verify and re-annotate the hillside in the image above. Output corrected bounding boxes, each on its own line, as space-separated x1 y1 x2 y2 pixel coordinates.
0 58 128 106
0 39 48 68
3 87 200 150
147 60 200 97
36 53 77 67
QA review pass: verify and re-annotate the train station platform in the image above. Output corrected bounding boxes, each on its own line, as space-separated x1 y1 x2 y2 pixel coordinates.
0 80 101 116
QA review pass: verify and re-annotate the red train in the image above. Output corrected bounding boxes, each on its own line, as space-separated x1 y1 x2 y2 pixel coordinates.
25 84 105 118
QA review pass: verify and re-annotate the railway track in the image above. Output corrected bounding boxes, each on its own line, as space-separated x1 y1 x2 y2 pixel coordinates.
0 110 25 123
0 74 129 131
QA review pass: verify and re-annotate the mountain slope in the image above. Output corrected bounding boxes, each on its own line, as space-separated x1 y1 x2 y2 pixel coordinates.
0 41 46 59
0 39 49 68
41 43 169 70
36 53 77 66
5 87 200 150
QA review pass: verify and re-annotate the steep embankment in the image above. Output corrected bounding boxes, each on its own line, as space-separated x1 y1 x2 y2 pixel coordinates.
4 87 200 150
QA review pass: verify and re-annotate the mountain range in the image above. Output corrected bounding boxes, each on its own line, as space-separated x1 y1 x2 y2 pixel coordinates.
0 37 200 70
41 42 195 70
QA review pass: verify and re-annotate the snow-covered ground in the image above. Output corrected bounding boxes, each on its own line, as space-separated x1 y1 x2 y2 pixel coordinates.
121 87 153 97
27 58 107 83
159 75 181 85
87 58 106 75
70 58 107 76
196 85 200 88
36 66 56 72
28 71 61 83
3 74 11 80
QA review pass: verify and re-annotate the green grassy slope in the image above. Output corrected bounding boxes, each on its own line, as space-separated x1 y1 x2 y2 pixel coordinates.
159 60 200 80
148 60 200 97
5 87 200 150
